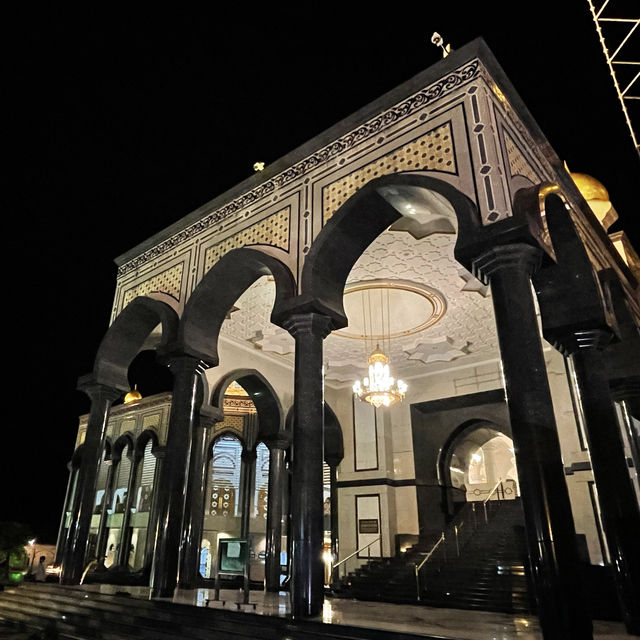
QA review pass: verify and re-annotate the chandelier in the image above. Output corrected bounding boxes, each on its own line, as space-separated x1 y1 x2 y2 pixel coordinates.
352 286 408 408
353 344 407 408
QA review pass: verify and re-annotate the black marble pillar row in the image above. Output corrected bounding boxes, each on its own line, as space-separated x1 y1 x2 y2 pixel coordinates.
264 439 289 591
95 461 115 566
60 382 121 584
474 244 592 639
283 313 333 618
569 345 640 634
149 355 207 598
116 452 140 568
177 412 214 589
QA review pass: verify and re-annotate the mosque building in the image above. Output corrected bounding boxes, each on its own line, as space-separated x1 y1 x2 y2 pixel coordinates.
55 38 640 639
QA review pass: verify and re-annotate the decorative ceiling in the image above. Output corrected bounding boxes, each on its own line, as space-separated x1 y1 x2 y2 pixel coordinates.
221 226 500 387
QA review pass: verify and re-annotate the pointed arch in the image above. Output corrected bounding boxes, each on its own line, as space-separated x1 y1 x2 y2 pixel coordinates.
111 433 135 464
209 369 285 444
93 296 180 390
179 248 296 364
298 173 480 327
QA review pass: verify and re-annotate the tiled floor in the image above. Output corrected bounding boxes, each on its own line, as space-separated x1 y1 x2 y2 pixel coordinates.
84 584 631 639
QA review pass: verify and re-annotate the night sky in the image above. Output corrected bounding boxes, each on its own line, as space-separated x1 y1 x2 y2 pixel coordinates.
3 5 639 544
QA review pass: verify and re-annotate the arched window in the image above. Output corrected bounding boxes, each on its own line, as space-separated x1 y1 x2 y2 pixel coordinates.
209 436 243 517
200 434 243 578
129 438 158 570
105 443 132 567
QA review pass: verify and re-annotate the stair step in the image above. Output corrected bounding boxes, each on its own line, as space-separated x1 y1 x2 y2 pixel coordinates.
338 498 533 615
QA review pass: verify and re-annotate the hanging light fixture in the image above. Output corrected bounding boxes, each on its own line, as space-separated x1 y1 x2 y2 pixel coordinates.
353 287 408 408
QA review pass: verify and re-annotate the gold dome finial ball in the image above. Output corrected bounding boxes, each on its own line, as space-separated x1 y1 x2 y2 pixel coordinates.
569 171 618 231
124 385 142 404
570 172 609 202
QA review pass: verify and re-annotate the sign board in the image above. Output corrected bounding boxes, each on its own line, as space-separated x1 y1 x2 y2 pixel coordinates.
214 538 250 603
219 539 248 573
358 518 379 534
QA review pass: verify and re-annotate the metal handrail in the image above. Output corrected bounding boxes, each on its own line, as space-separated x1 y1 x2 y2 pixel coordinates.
415 533 445 600
415 533 445 573
332 536 381 573
483 478 504 505
483 478 504 523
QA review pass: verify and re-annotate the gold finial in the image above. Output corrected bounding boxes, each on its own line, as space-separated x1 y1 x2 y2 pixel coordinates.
124 384 142 404
431 32 451 58
253 162 265 172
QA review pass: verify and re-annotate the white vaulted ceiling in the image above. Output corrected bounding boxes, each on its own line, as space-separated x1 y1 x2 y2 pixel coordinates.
220 226 500 388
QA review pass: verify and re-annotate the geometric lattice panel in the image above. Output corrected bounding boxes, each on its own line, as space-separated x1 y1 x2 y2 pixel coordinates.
323 122 456 223
504 132 538 183
123 263 184 307
120 419 136 436
204 207 290 273
142 413 160 433
213 414 244 438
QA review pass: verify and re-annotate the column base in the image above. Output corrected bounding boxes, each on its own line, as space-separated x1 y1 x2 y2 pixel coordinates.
177 581 196 590
151 587 175 598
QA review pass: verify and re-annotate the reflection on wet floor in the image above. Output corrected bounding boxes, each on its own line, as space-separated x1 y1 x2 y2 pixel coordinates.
78 584 630 640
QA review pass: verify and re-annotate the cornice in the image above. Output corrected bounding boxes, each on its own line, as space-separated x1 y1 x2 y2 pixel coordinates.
116 58 481 277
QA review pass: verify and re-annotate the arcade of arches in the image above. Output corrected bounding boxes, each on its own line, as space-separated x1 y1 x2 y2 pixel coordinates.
57 40 640 638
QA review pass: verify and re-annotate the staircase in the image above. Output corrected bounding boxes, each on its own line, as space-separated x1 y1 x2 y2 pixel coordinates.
0 582 448 640
336 498 534 614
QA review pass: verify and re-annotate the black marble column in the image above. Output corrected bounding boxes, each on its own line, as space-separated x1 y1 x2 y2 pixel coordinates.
473 244 592 639
567 339 640 634
143 449 164 571
283 313 333 618
116 451 139 568
612 385 640 482
177 410 216 589
329 465 339 564
264 435 290 591
61 381 121 584
149 355 207 598
54 463 75 566
95 460 115 567
240 449 257 541
602 269 640 493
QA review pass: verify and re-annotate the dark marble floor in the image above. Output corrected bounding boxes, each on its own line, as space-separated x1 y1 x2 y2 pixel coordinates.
80 584 630 639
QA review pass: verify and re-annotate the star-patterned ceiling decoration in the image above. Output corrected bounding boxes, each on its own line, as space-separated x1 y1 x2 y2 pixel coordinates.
405 336 471 364
220 223 500 387
458 268 490 297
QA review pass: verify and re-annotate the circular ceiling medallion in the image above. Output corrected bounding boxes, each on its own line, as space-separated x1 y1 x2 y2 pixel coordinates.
334 279 446 340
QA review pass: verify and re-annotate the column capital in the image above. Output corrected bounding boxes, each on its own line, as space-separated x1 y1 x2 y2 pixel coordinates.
200 404 224 429
610 376 640 403
555 328 613 356
282 312 334 340
77 375 122 403
158 352 209 375
153 446 167 460
263 431 292 451
472 243 543 283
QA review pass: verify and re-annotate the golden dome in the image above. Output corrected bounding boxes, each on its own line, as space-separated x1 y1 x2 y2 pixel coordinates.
570 172 609 202
568 171 617 231
124 386 142 404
